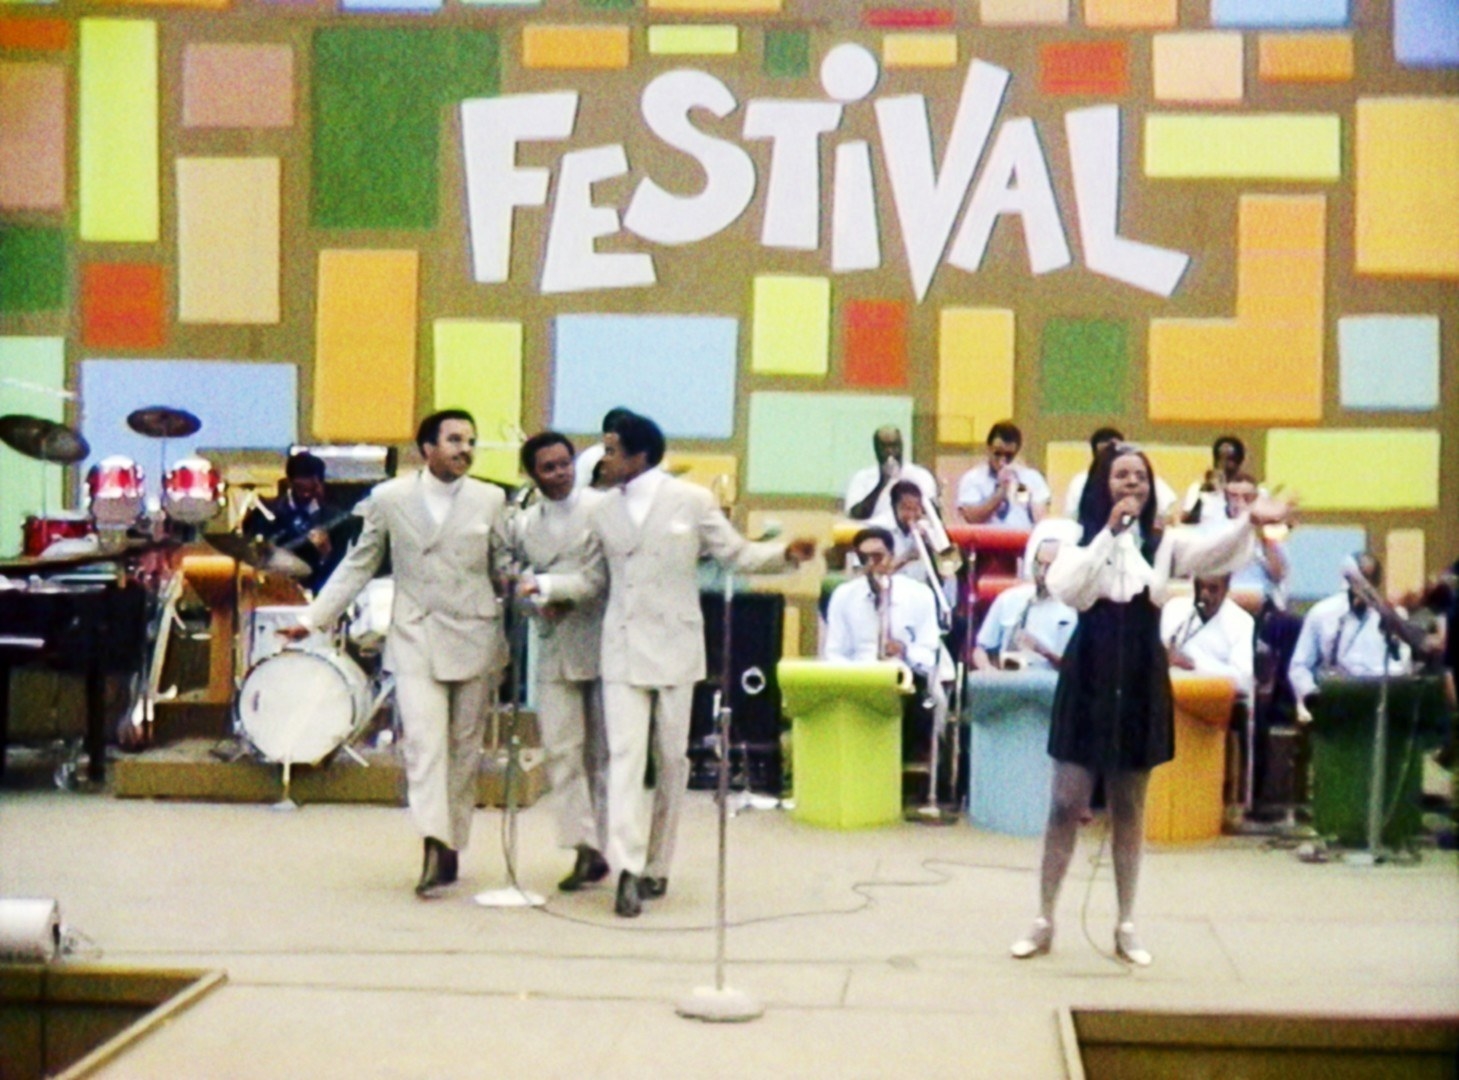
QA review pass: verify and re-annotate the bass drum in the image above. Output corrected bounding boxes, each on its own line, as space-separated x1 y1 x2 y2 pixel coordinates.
236 649 372 765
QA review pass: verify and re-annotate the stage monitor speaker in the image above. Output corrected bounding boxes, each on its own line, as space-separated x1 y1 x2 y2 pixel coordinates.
690 592 785 793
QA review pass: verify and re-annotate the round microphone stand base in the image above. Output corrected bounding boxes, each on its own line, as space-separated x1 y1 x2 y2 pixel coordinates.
473 887 546 909
675 985 764 1023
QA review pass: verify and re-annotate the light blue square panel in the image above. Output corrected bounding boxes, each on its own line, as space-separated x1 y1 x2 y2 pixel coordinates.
1211 0 1348 27
1339 315 1441 410
1284 524 1368 604
552 314 738 440
1395 0 1459 66
80 359 298 502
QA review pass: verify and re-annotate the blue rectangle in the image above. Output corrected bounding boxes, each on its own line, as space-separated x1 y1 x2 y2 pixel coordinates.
1212 0 1348 27
746 392 915 497
1338 316 1441 410
1395 0 1459 67
341 0 443 10
551 315 738 440
80 360 297 502
1285 525 1368 604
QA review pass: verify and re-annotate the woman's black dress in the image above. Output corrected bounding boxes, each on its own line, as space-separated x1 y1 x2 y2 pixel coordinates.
1048 589 1174 771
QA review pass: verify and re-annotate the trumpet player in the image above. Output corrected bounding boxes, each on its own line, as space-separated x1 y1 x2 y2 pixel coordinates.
825 527 948 765
972 537 1076 672
955 421 1050 529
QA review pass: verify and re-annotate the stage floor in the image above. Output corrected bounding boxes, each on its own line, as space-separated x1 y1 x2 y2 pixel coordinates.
2 778 1456 1078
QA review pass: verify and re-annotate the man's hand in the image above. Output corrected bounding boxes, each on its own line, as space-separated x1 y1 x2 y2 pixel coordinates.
1012 629 1053 661
515 570 541 598
881 638 906 660
307 528 331 556
880 455 901 481
1168 647 1196 671
785 538 818 565
277 623 312 643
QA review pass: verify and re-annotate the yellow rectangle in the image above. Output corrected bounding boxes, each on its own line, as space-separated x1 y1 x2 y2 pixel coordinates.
1153 33 1243 103
177 157 280 325
1083 0 1176 27
1265 430 1440 511
1356 97 1459 279
647 25 738 55
1043 442 1088 514
782 603 802 658
882 33 958 68
1149 320 1323 422
1385 529 1425 604
1257 33 1353 82
662 452 738 505
746 509 834 601
522 26 630 70
938 308 1014 445
648 0 780 11
314 250 419 443
751 275 830 376
1144 114 1341 180
433 320 522 486
980 0 1069 23
78 19 158 243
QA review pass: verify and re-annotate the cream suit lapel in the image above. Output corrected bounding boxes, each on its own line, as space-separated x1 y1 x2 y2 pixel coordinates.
403 472 438 547
598 487 639 555
423 473 476 553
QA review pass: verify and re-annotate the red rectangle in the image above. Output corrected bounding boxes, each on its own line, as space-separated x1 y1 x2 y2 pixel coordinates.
82 264 166 351
0 18 72 52
1038 41 1129 97
864 7 955 28
844 300 908 389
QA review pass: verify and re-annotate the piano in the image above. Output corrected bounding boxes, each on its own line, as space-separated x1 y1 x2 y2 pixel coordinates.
0 573 147 783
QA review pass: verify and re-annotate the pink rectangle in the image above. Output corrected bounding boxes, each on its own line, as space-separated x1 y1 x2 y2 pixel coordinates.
0 63 66 212
182 43 294 129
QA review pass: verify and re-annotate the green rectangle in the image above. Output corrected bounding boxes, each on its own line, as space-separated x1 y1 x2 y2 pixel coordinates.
748 392 914 497
433 319 522 486
751 274 830 376
764 28 809 77
1144 114 1342 180
1040 318 1127 414
0 337 66 557
79 19 159 242
0 227 66 313
312 28 499 230
648 25 739 55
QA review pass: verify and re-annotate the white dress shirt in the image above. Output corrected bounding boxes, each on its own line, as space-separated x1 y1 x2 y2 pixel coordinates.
843 462 939 522
974 583 1077 669
573 442 606 489
1288 592 1411 702
1160 594 1255 698
824 573 942 674
621 465 668 528
956 461 1051 529
421 469 464 526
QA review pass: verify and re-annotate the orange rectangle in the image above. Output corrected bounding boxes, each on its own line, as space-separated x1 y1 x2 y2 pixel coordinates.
314 250 419 442
0 18 72 52
1257 33 1353 82
1083 0 1176 27
1039 40 1129 96
522 25 631 70
844 300 908 389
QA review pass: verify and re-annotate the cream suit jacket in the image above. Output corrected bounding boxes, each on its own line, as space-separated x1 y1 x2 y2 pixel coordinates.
509 489 604 683
556 475 791 688
306 471 510 682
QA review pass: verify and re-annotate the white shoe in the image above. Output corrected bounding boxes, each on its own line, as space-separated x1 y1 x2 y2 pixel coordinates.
1010 917 1053 959
1114 922 1152 966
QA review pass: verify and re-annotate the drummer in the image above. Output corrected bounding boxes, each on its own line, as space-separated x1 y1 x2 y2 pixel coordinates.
243 451 351 592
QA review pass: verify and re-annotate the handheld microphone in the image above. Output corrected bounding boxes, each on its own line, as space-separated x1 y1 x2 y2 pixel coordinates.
1119 513 1133 529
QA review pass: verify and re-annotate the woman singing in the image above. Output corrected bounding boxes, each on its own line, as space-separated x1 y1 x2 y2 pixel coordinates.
1009 444 1292 966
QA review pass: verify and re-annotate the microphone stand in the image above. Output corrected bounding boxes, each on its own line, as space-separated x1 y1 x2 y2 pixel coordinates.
475 504 545 909
908 525 955 823
677 548 763 1022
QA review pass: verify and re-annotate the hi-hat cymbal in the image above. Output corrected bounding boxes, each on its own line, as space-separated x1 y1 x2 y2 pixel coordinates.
0 414 90 465
127 406 201 439
205 533 311 580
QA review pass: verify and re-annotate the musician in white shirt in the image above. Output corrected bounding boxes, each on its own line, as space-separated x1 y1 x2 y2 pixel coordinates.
1160 574 1255 699
972 537 1076 671
1289 554 1411 717
842 425 941 524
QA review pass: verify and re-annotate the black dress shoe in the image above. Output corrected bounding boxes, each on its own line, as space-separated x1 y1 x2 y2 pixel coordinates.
559 846 610 892
615 871 642 918
638 876 668 900
415 837 457 898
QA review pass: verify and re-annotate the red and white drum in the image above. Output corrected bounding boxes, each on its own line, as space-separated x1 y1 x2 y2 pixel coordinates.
22 511 96 557
164 456 224 524
87 456 146 528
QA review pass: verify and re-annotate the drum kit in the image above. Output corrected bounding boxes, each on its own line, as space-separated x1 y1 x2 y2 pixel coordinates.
2 405 391 785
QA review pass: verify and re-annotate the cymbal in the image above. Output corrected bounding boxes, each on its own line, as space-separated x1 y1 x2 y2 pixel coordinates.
206 533 311 579
127 406 201 439
0 414 90 465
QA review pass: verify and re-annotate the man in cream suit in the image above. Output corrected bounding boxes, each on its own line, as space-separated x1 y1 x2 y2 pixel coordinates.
286 410 510 897
512 431 610 893
530 412 816 917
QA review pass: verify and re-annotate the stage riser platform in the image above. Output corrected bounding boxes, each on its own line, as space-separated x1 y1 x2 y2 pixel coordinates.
111 740 543 807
